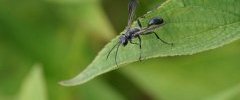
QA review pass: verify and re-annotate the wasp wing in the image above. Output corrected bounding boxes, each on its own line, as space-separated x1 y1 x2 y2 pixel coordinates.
126 0 138 30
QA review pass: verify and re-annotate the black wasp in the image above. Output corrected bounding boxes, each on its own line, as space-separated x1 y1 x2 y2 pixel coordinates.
107 0 173 66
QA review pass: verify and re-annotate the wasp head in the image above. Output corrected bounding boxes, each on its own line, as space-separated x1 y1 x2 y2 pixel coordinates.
119 35 128 46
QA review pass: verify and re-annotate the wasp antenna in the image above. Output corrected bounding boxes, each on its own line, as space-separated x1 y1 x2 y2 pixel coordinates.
106 42 120 60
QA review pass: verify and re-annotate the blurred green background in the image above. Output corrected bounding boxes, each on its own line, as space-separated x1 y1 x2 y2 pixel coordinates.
0 0 240 100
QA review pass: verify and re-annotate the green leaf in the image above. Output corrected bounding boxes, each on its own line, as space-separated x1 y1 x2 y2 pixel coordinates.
60 0 240 86
18 64 47 100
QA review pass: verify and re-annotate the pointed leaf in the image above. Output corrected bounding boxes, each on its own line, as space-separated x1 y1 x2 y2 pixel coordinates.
60 0 240 86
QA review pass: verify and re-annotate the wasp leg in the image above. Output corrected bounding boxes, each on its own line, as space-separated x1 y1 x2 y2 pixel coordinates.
145 32 173 46
137 19 142 29
130 40 138 45
130 38 142 61
137 36 142 61
153 32 173 46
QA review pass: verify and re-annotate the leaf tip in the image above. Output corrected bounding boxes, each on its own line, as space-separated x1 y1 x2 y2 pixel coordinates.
58 79 83 86
59 80 75 86
59 74 92 86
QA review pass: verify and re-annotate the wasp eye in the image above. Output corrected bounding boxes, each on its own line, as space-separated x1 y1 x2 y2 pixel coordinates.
148 18 164 27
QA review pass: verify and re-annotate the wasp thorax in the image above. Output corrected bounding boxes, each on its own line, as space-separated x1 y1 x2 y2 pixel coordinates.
126 28 140 38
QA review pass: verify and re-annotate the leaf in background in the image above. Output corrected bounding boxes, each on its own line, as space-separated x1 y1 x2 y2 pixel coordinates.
48 0 115 40
77 79 126 100
18 64 47 100
0 93 12 100
205 84 240 100
60 0 240 86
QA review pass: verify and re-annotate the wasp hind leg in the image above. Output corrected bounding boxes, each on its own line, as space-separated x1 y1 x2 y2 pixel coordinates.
147 32 173 46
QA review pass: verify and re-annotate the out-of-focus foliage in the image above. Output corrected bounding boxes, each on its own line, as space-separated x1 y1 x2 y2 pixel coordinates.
0 0 239 100
18 64 47 100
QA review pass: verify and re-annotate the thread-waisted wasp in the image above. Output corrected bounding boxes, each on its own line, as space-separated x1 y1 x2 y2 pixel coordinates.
107 0 173 66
